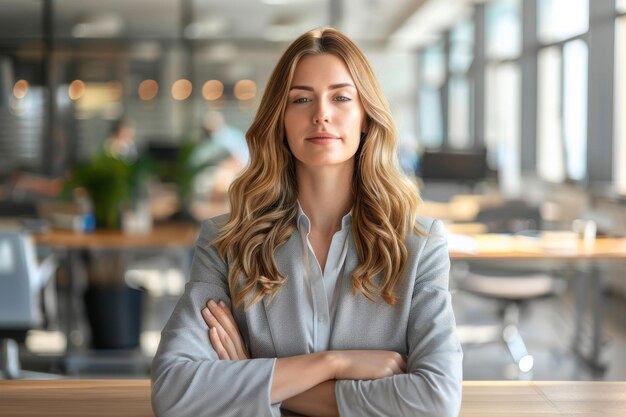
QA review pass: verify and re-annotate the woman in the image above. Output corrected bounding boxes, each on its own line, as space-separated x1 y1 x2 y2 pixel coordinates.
152 27 462 417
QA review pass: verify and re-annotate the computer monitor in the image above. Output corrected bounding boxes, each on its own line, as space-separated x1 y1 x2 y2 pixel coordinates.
419 148 489 183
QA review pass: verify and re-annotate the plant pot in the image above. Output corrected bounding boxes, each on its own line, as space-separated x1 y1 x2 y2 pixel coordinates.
84 284 142 350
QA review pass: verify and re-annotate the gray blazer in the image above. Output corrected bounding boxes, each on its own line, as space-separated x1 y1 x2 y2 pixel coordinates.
151 214 463 417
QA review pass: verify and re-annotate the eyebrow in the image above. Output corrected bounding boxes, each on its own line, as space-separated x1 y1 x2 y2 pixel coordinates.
289 82 356 91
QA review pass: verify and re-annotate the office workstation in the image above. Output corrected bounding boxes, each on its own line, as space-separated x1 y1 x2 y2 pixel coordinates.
2 0 626 416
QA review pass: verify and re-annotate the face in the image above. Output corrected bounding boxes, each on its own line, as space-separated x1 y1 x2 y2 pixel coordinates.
284 53 368 169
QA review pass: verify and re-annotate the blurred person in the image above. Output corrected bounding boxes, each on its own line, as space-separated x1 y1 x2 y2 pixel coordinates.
152 27 462 417
191 110 249 169
189 111 251 218
103 118 138 163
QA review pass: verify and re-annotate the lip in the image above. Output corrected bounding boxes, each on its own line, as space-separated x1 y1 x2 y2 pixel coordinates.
306 132 340 141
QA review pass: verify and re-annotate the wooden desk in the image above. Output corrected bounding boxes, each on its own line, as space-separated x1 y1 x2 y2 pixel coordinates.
448 234 626 374
448 234 626 260
460 381 626 416
34 222 199 250
33 222 199 371
0 380 624 416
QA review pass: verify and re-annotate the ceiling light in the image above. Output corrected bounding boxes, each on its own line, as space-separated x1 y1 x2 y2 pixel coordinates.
171 79 192 101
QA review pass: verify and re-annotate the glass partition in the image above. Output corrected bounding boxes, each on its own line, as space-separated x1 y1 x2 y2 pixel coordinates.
0 0 44 176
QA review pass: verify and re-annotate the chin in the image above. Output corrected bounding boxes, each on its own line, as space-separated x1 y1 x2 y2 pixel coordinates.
296 156 355 168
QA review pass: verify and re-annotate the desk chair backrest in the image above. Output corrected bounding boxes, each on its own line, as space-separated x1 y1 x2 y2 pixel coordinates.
475 200 542 233
0 230 43 330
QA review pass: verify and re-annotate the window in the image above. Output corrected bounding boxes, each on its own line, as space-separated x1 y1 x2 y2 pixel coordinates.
535 39 589 183
537 0 589 43
485 63 521 196
449 20 474 73
615 17 626 194
418 41 445 148
618 0 626 13
448 77 472 149
537 46 565 183
486 0 522 59
562 40 588 181
447 20 474 149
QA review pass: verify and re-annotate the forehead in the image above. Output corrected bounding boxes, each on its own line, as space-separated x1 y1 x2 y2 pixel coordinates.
290 53 355 86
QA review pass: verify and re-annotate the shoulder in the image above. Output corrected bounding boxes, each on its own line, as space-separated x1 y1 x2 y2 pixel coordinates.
411 214 446 241
198 213 231 242
405 214 448 257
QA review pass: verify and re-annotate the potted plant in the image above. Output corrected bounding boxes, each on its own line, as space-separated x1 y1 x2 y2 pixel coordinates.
66 154 152 230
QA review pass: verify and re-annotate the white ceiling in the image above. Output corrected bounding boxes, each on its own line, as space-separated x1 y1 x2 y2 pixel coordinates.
0 0 484 91
0 0 476 48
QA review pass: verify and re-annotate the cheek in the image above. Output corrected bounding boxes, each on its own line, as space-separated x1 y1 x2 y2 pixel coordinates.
283 110 302 140
283 113 295 143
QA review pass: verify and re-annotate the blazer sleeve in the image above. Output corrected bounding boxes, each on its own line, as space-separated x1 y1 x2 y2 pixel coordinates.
151 218 281 417
334 219 463 417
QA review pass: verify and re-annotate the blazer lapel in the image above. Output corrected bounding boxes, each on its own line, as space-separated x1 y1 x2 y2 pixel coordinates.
262 231 310 357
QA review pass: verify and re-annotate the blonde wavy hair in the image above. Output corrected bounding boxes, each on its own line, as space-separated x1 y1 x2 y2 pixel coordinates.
214 27 422 310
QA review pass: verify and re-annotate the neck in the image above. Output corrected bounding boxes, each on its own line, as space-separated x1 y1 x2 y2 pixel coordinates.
296 161 353 236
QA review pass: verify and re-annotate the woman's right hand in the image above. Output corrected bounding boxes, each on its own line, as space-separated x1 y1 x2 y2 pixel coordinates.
330 350 407 381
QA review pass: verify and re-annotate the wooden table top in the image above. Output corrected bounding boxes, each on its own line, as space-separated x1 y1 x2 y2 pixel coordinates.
33 222 199 250
0 380 624 417
448 234 626 260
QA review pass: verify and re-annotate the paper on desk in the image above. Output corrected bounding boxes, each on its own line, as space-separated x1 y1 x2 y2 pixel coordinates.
445 230 550 254
445 233 479 253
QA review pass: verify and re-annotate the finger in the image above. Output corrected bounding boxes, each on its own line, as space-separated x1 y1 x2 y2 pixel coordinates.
208 300 239 339
218 301 249 358
202 308 226 343
201 307 214 327
208 300 248 358
205 313 233 360
209 327 230 360
215 323 239 359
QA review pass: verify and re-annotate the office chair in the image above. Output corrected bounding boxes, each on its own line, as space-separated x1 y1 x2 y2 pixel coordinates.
453 200 566 374
0 229 58 379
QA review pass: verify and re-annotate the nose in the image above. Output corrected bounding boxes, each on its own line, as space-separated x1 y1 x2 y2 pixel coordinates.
313 101 330 124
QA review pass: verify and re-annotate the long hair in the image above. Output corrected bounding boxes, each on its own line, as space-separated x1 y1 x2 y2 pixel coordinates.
214 27 422 310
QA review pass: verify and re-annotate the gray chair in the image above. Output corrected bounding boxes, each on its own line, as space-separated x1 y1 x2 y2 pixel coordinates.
0 229 58 379
454 201 566 374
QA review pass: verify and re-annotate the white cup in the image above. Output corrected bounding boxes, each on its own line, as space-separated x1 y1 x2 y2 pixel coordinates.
572 219 597 249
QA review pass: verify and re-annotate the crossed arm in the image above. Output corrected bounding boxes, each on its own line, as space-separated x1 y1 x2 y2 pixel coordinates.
152 218 462 417
201 300 406 417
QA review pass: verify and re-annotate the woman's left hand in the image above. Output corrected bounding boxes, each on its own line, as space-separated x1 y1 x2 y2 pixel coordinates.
201 300 249 360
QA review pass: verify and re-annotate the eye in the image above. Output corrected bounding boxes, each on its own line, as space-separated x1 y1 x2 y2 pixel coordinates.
292 97 311 104
334 95 351 102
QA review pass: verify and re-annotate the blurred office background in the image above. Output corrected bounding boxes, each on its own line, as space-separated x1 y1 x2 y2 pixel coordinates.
0 0 625 381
